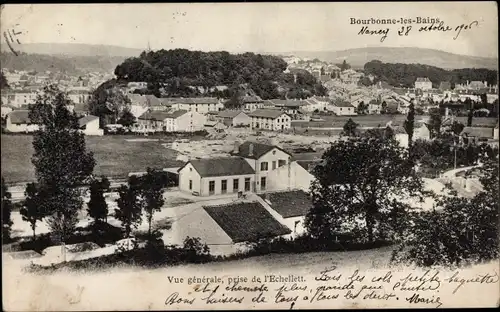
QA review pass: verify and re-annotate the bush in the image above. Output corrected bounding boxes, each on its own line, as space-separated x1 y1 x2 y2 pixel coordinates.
392 194 498 267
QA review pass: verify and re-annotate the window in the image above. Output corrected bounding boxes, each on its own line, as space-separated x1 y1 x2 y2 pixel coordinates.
221 179 227 194
189 180 192 190
209 181 215 195
233 179 239 191
278 159 286 167
261 177 266 191
260 162 268 171
272 161 276 170
244 178 251 191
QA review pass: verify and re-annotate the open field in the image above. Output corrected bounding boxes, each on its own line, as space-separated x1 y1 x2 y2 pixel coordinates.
292 115 498 128
1 134 185 183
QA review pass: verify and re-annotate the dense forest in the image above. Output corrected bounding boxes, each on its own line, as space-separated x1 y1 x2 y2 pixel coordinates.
113 49 326 99
0 52 126 75
363 60 498 88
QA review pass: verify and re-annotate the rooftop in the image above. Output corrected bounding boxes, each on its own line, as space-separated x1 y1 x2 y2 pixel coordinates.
7 110 32 124
78 115 99 127
203 201 291 243
236 141 291 160
259 190 313 218
182 157 255 177
218 110 246 119
138 110 188 120
248 109 288 119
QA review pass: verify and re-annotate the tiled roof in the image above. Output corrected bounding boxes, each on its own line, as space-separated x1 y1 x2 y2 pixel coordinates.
78 115 99 127
138 110 188 120
167 97 219 105
259 190 313 218
218 110 246 119
138 111 172 121
183 157 255 178
241 95 263 103
7 110 32 124
237 141 291 160
248 109 287 119
416 77 431 83
462 127 494 139
332 100 354 108
145 95 162 107
267 99 309 107
203 201 291 243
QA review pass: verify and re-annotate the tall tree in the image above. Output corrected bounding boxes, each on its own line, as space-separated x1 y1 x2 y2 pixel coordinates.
427 108 442 139
87 178 109 226
356 101 368 115
450 121 465 137
1 177 13 240
404 103 415 149
29 85 95 251
342 118 359 137
467 108 474 127
20 183 45 240
0 72 9 89
106 88 131 124
139 168 165 238
117 108 136 129
305 135 425 243
115 176 143 248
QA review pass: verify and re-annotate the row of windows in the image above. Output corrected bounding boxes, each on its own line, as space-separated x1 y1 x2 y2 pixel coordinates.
189 178 252 194
260 159 287 171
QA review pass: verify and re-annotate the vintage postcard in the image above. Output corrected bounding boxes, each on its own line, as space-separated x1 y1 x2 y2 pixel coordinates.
1 2 499 310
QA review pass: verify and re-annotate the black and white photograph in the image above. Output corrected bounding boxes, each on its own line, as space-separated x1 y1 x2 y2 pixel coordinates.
1 2 499 310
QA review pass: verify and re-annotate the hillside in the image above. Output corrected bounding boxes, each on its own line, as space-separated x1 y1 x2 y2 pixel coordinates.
0 52 127 74
112 49 326 99
0 43 142 58
285 47 498 70
363 60 498 88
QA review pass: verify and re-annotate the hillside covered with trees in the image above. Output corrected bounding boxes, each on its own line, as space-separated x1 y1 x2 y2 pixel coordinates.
113 49 326 99
363 60 498 88
0 52 126 75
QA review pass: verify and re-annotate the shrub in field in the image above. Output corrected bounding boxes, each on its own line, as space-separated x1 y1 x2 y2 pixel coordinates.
182 236 210 261
392 160 499 267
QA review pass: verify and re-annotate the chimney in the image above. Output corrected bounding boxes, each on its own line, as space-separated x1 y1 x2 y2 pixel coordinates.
249 143 254 157
484 81 488 88
233 141 240 154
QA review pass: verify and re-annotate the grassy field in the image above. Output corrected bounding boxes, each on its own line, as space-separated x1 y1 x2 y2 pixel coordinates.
1 134 185 183
293 115 498 128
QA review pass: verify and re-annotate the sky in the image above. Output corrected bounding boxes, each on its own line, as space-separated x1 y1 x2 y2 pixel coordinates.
0 2 498 58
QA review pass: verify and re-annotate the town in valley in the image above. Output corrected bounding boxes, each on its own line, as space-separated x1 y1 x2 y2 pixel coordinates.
1 3 499 310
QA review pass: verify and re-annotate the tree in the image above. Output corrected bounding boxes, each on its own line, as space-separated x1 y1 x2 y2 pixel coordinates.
100 176 111 192
29 85 96 250
0 72 9 89
20 183 45 240
115 176 143 246
427 108 442 138
138 168 166 238
393 159 498 266
381 101 387 114
356 101 367 115
450 121 465 137
1 177 13 240
106 88 131 124
467 108 473 127
87 178 109 226
341 118 358 137
403 103 415 149
339 60 351 72
305 135 425 243
117 108 136 129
